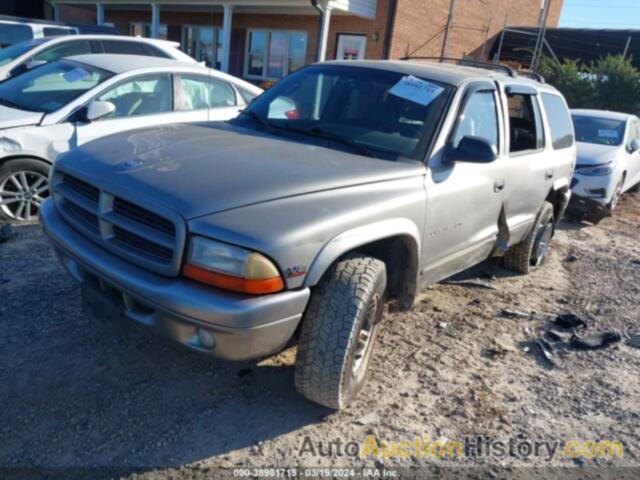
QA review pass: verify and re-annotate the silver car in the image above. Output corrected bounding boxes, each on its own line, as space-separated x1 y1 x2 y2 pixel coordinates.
41 60 576 409
0 35 195 81
0 54 262 222
570 109 640 222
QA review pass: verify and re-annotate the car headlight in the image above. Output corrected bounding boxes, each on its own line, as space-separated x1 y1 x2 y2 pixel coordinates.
575 164 613 176
183 236 283 294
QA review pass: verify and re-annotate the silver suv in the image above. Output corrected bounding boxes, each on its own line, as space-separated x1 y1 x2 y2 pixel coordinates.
40 60 576 409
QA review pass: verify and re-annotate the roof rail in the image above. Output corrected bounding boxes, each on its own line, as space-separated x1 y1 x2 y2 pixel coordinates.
399 56 517 78
516 70 546 84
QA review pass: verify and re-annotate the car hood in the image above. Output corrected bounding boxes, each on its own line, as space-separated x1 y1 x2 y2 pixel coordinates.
57 123 426 219
0 104 43 130
575 142 622 166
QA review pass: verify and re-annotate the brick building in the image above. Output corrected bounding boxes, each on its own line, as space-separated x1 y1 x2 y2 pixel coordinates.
47 0 563 81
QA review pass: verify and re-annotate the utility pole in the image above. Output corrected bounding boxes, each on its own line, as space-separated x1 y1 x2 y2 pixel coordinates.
440 0 457 60
532 0 551 70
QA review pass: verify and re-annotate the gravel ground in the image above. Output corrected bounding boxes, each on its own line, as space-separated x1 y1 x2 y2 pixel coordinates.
1 192 639 479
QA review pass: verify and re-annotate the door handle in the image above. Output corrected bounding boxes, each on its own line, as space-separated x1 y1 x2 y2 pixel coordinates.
545 170 554 180
494 179 505 192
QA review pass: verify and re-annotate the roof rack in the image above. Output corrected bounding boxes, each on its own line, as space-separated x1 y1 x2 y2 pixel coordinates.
399 56 517 78
516 70 546 83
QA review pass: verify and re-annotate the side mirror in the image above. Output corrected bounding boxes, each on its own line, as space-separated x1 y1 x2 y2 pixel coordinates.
629 139 640 153
83 100 115 122
445 136 497 163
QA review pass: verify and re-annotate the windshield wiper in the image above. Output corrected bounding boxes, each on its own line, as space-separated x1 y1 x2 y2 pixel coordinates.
239 109 277 133
277 125 379 159
0 97 23 110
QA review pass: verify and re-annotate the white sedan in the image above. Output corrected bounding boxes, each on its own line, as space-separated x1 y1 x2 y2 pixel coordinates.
570 109 640 222
0 35 196 82
0 54 262 222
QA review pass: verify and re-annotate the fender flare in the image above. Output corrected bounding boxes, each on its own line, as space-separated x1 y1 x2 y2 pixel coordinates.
303 218 422 288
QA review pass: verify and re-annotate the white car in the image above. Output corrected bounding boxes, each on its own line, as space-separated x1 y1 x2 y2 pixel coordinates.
0 54 262 222
0 17 78 48
0 34 196 82
570 109 640 222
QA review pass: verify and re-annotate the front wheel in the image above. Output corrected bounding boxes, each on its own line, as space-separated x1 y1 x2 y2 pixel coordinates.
504 201 555 274
294 254 387 409
0 158 50 223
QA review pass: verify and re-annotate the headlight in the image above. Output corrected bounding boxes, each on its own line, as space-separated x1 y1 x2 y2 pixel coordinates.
183 236 283 294
575 165 613 176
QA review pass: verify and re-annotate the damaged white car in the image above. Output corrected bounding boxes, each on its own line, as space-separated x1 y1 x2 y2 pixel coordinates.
569 109 640 222
0 53 261 222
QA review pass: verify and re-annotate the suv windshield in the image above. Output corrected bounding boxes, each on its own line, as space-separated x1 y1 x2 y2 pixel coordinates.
572 115 625 146
238 65 452 160
0 59 112 113
0 38 44 66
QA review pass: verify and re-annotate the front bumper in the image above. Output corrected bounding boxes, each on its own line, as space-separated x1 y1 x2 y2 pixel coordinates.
570 173 616 206
40 199 310 361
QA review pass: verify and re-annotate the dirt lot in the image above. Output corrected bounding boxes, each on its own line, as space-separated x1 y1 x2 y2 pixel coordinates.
1 193 639 479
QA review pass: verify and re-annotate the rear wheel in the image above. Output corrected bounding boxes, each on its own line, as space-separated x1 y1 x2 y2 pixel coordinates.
504 201 555 274
0 158 50 223
294 253 386 409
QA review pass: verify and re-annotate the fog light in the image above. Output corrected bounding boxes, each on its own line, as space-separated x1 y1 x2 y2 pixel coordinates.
198 328 215 349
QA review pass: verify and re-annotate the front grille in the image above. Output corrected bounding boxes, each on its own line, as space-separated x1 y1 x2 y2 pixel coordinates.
63 174 100 203
53 172 184 276
113 198 175 237
63 199 99 233
112 226 173 262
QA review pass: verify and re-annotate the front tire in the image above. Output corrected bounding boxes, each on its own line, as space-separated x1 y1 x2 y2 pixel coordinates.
294 254 387 409
504 201 555 274
0 158 50 223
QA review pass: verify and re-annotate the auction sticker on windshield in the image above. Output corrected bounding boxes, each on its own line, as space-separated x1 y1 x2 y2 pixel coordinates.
63 67 90 83
388 75 444 106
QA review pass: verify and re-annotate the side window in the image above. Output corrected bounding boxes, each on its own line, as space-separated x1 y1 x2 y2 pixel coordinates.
237 86 259 105
451 91 499 152
144 44 172 59
96 74 172 119
32 40 92 62
43 27 76 37
101 40 151 56
177 75 237 110
541 93 574 149
508 93 543 153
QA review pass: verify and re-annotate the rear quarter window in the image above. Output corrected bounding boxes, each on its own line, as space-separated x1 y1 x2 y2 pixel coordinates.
541 93 574 149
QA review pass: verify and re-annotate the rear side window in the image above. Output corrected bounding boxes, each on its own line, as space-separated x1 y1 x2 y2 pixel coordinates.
541 93 574 149
32 40 92 62
0 24 33 47
101 40 150 56
177 75 237 110
43 27 76 37
508 93 544 153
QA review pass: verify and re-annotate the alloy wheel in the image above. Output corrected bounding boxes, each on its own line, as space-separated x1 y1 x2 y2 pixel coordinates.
351 293 381 379
533 221 554 266
0 170 50 222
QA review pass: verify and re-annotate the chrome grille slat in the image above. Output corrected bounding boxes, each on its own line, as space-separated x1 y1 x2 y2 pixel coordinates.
53 172 184 276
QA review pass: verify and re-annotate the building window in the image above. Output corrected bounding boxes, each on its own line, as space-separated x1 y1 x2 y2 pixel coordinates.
182 26 221 69
129 22 168 40
245 30 307 80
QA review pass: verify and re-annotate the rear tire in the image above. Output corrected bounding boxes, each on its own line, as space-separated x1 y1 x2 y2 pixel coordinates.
504 201 554 274
0 158 50 223
294 253 386 409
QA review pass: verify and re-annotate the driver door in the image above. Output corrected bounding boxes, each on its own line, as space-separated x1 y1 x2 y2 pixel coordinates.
422 84 507 284
74 73 182 147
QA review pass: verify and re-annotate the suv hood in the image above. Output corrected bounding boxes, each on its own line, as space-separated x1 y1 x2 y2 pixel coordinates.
58 123 426 219
576 142 623 166
0 105 43 130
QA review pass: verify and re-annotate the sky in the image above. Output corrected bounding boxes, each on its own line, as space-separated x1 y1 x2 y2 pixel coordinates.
559 0 640 29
